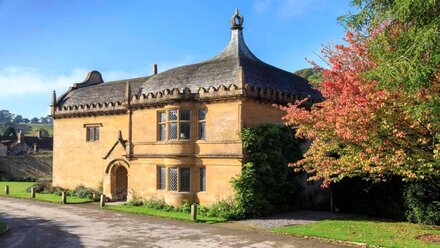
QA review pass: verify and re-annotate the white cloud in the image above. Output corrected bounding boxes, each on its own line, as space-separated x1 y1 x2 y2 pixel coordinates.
0 55 197 97
0 66 139 97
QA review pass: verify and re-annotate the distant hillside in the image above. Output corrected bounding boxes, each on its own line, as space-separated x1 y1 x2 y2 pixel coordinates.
0 123 53 137
0 152 52 180
27 124 53 136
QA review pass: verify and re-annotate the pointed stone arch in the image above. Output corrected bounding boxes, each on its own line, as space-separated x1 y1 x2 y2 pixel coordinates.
105 159 130 201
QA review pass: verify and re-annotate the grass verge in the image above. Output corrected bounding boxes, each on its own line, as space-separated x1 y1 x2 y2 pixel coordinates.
272 218 440 248
105 205 226 224
0 181 93 204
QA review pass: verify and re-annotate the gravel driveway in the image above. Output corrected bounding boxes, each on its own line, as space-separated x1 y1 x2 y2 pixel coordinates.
238 211 349 228
0 198 346 248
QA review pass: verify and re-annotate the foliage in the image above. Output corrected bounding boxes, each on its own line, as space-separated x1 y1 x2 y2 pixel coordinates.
404 178 440 225
232 124 303 217
2 127 16 137
294 68 323 86
273 218 440 248
332 177 404 219
73 185 98 199
0 110 14 123
281 0 440 185
178 200 191 214
199 200 241 220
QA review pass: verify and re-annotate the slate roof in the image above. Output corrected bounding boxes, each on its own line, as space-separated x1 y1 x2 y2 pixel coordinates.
59 76 149 108
0 136 53 151
141 28 320 99
57 10 320 108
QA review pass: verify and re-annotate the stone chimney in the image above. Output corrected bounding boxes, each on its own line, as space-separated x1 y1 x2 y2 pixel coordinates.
152 64 158 75
17 130 24 143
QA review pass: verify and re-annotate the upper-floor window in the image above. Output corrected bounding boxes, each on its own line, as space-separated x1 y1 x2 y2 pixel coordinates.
198 109 206 140
157 109 191 141
158 112 166 141
86 125 100 141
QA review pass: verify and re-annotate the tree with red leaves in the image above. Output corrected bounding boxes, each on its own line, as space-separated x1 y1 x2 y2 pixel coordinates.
282 0 439 186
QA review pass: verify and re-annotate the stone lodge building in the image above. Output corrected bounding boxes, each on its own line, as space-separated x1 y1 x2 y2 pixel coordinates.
52 10 320 206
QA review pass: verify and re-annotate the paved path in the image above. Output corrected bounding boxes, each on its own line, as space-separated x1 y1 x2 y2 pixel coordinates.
0 198 346 248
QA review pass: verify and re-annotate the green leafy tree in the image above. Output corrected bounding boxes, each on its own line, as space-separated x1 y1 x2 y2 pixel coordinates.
283 0 439 185
0 110 14 123
294 68 323 86
13 115 23 123
30 117 39 124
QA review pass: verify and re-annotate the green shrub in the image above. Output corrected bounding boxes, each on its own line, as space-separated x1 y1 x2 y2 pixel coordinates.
73 185 97 199
126 199 143 206
26 181 50 193
144 198 168 210
202 200 241 220
232 125 303 217
178 200 191 213
404 179 440 225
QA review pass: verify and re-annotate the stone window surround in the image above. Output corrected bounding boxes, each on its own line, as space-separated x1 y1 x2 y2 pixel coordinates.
84 123 102 142
156 105 207 142
157 165 202 193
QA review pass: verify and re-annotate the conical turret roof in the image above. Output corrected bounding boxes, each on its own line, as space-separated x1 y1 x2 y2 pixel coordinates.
57 9 320 110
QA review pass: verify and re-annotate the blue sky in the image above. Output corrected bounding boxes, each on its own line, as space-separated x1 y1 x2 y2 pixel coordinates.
0 0 355 118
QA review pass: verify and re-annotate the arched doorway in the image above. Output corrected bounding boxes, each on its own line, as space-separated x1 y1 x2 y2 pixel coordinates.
106 159 130 201
115 166 128 201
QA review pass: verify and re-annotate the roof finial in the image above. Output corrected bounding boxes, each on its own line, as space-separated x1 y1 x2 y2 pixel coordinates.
231 8 244 30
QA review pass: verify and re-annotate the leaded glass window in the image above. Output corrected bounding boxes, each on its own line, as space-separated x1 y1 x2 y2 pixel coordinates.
168 168 178 191
180 110 191 121
180 122 190 140
158 112 166 141
158 166 166 190
158 109 192 141
198 109 206 140
169 122 178 140
180 168 191 192
200 167 206 192
169 110 178 121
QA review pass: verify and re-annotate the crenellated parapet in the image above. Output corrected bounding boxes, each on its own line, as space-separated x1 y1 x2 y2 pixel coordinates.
52 79 316 119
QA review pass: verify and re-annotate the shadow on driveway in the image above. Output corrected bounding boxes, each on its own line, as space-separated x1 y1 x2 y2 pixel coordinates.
0 214 83 248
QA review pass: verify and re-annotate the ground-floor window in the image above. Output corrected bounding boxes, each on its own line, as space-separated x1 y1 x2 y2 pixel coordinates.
157 166 166 190
200 167 206 192
162 167 192 192
168 168 178 191
180 168 191 192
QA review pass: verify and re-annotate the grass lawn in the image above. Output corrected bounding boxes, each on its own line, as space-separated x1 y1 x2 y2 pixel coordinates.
273 218 440 248
105 205 226 224
0 222 7 234
0 181 93 204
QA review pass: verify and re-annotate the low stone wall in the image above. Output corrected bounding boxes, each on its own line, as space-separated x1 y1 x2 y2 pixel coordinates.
0 152 52 180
